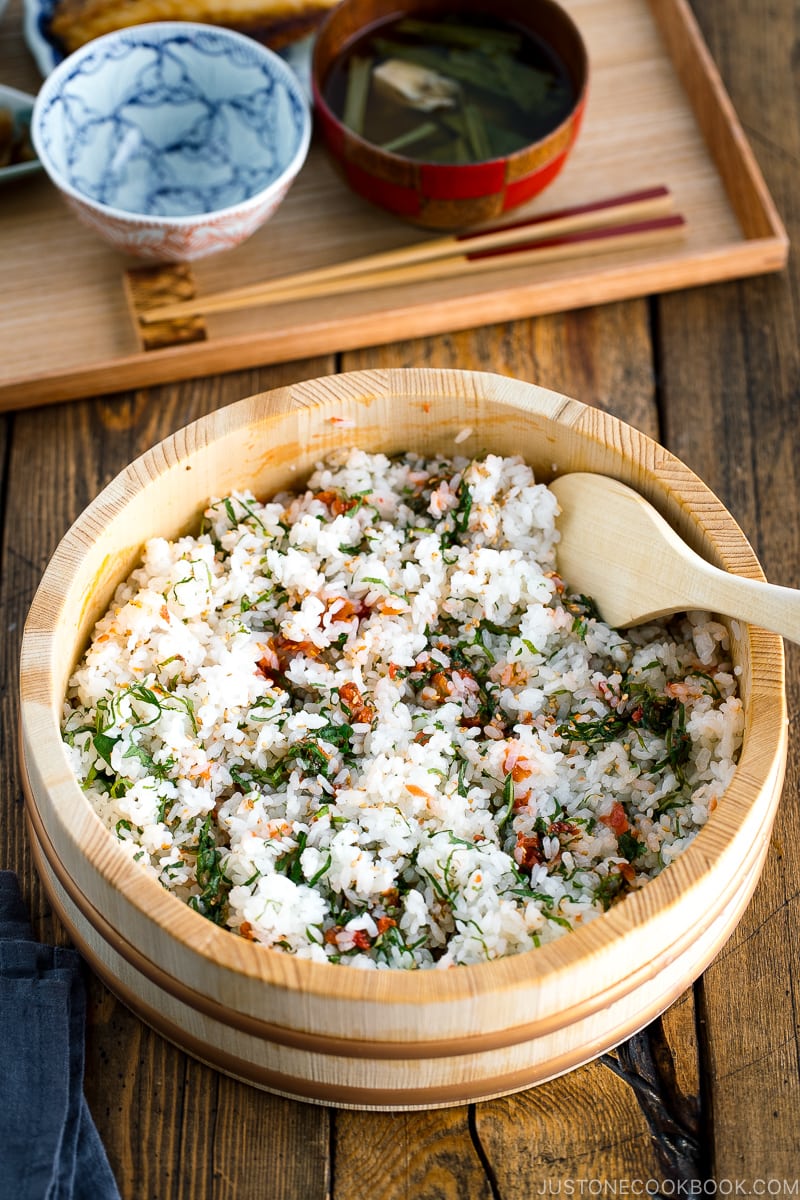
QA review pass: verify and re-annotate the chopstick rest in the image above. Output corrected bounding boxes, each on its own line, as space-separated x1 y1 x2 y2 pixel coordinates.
0 872 120 1200
124 262 208 354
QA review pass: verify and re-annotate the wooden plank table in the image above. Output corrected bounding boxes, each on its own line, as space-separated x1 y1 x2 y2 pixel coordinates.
1 0 798 1192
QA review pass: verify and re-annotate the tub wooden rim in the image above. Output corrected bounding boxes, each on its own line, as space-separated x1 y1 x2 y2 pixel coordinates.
24 751 776 1057
18 369 788 1031
31 804 770 1109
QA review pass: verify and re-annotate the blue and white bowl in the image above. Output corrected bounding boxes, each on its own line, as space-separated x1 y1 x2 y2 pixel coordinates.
31 22 312 261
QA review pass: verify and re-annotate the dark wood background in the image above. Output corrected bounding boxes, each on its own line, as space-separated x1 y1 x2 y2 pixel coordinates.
1 1 798 1193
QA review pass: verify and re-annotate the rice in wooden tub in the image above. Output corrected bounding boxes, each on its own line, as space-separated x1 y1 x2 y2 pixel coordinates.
62 450 743 969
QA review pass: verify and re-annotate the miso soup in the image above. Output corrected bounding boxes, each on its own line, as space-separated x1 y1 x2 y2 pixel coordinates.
323 11 576 164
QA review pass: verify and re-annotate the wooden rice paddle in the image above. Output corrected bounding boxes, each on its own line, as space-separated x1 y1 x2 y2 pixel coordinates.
551 472 800 642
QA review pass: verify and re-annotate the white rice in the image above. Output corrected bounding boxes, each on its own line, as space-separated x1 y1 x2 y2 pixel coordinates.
62 451 743 970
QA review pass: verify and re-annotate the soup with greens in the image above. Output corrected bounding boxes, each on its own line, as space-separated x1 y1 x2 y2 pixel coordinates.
322 11 577 164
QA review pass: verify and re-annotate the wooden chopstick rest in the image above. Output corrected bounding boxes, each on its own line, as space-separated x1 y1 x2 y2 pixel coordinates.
125 264 208 351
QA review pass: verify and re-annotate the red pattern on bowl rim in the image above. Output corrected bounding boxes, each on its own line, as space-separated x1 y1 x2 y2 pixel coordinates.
61 183 294 262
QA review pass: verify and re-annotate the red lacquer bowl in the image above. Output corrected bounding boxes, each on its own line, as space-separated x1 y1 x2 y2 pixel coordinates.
311 0 589 229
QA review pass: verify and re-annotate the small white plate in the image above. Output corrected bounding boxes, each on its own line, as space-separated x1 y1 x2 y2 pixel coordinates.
23 0 63 75
0 84 40 183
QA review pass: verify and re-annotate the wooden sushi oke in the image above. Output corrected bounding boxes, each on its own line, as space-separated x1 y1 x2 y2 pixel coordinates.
19 369 787 1109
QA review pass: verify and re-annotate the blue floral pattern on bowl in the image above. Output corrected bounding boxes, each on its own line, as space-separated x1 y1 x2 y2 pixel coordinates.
31 22 311 259
35 26 307 215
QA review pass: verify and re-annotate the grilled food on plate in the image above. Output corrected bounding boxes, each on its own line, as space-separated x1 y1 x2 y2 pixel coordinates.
49 0 340 52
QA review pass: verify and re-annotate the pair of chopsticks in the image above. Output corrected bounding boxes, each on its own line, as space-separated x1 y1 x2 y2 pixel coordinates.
139 186 686 326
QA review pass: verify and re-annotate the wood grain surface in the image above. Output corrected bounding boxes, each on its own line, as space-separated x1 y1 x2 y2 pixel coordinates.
656 2 800 1181
1 0 798 1194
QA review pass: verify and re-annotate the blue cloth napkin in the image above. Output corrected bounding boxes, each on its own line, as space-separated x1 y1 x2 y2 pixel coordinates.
0 871 121 1200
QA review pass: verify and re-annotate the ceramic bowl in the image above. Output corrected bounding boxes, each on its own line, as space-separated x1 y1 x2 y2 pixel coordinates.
0 84 41 184
30 21 312 261
311 0 588 229
20 369 787 1110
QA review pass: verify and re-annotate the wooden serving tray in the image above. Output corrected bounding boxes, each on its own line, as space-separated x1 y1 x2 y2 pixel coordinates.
0 0 788 410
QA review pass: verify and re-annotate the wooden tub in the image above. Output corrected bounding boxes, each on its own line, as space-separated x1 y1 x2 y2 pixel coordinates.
19 368 787 1109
